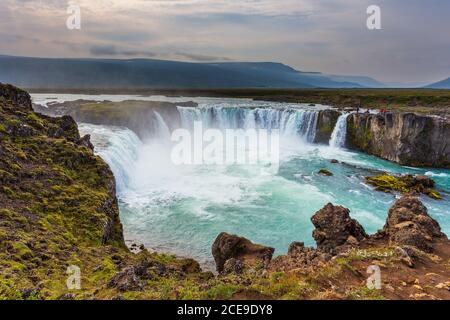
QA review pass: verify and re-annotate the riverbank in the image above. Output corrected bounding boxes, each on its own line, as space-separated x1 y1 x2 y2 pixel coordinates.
28 88 450 117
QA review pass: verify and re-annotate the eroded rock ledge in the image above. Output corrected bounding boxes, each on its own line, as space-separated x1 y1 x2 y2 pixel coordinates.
347 112 450 168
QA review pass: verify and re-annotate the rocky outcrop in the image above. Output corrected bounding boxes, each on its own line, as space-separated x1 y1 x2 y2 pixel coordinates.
269 242 331 272
34 100 195 139
0 84 127 298
212 232 274 274
365 174 442 200
311 203 368 254
378 195 446 252
347 112 450 168
314 109 340 144
214 195 449 275
0 83 32 110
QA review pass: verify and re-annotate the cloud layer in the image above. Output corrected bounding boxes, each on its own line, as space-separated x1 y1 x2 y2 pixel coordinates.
0 0 449 82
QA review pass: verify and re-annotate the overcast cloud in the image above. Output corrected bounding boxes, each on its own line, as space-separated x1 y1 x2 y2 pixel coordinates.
0 0 449 83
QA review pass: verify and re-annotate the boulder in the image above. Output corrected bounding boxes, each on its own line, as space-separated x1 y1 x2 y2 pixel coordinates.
78 134 94 151
0 83 32 110
311 203 368 254
270 241 331 271
212 232 274 273
288 241 306 256
223 258 244 274
107 260 153 292
365 174 442 199
381 195 445 252
318 169 333 176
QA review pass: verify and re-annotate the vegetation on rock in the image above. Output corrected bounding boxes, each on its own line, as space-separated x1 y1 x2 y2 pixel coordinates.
318 169 333 176
365 174 442 199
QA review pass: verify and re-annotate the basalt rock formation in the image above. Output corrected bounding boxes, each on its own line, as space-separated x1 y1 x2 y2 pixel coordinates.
215 196 450 299
365 174 442 200
33 100 195 139
314 109 341 144
212 232 274 274
377 195 446 253
311 203 368 254
347 112 450 168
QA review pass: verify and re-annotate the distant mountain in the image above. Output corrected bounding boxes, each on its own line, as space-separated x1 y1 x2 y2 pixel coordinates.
320 74 386 88
425 77 450 89
0 55 377 89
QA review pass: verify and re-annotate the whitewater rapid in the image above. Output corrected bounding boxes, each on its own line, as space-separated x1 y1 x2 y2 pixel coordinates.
53 95 450 269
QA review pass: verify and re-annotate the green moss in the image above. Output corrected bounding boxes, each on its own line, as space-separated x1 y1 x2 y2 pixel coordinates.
0 278 23 300
318 168 333 176
366 174 442 200
0 169 15 183
2 186 14 197
26 113 45 129
0 209 14 219
207 284 238 300
93 258 117 282
426 189 442 200
366 174 410 193
347 286 385 300
271 272 285 282
12 243 34 260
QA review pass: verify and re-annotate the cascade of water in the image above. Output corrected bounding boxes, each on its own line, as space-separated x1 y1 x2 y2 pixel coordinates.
329 113 350 148
176 106 319 143
153 111 172 139
78 123 142 191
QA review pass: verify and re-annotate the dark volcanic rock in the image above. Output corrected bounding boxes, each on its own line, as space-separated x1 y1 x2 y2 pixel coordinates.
107 260 155 292
0 83 32 110
212 232 274 273
318 168 333 176
347 112 450 168
314 109 341 144
7 122 35 137
365 174 442 199
381 195 446 252
223 258 244 275
78 134 94 151
311 203 368 254
270 241 331 272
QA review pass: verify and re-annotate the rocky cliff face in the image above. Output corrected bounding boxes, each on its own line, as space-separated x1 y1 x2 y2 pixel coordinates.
347 112 450 168
314 109 340 144
0 84 211 300
34 100 193 139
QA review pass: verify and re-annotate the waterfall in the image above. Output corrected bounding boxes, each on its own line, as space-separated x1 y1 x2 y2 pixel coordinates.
329 113 350 148
78 123 142 191
177 106 319 143
153 111 171 139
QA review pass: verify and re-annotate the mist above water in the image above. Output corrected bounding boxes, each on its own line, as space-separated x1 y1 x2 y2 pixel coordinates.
63 96 450 269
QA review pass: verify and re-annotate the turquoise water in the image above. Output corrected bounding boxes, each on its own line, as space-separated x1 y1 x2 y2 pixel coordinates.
65 96 450 270
79 124 449 271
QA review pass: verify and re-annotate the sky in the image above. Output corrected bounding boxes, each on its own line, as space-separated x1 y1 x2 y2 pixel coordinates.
0 0 449 83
